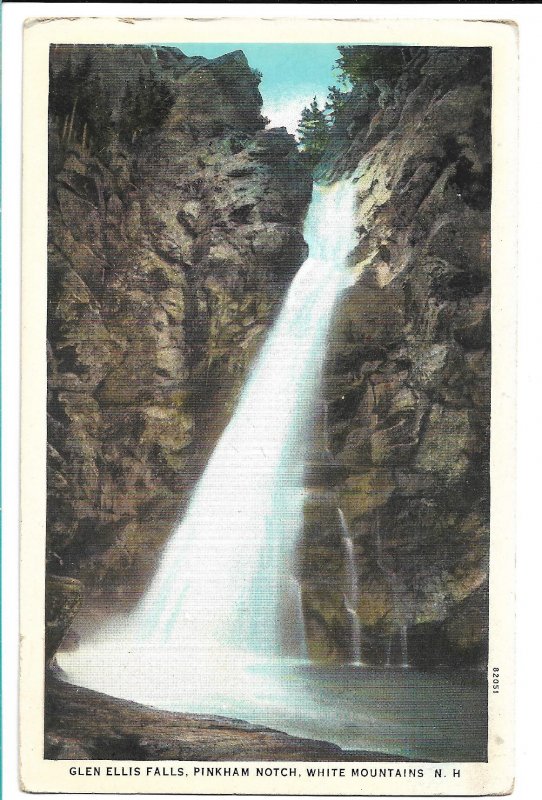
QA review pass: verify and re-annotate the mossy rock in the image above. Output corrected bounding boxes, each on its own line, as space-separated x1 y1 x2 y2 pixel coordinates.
444 586 489 655
358 580 393 627
45 575 83 662
303 493 342 529
303 587 349 663
331 278 405 347
415 404 472 483
339 469 395 524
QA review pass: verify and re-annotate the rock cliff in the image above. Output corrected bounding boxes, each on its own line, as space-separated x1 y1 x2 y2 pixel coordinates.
301 47 491 668
47 45 312 603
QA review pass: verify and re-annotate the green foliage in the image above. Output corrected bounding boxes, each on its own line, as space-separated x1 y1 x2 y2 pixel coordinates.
49 53 175 154
118 71 175 145
49 52 114 154
49 52 92 119
335 45 408 87
296 97 330 164
295 48 411 164
324 85 349 123
83 74 115 153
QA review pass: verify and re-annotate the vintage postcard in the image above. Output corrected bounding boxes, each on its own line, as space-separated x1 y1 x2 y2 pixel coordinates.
20 15 517 795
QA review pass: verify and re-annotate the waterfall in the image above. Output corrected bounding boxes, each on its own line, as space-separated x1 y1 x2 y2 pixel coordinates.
322 402 333 458
59 180 359 713
375 518 410 668
385 634 393 667
338 509 362 665
400 624 409 668
284 577 308 659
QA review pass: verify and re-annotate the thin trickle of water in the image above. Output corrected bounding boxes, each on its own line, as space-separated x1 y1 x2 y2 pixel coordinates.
385 634 393 668
400 624 409 668
322 402 332 456
375 517 409 668
59 180 359 713
338 508 362 665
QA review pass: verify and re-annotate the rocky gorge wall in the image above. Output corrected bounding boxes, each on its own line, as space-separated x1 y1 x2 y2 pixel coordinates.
47 45 312 608
300 47 491 668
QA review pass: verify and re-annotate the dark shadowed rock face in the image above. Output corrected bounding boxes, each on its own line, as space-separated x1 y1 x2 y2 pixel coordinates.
47 45 312 600
45 576 83 663
301 48 491 668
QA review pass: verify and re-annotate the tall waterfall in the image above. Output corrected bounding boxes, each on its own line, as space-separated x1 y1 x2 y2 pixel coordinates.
59 181 359 715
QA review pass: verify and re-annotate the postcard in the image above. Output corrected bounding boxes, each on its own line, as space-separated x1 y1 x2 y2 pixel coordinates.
19 14 517 795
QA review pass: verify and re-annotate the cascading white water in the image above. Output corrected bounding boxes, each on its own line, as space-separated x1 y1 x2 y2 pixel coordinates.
338 508 362 665
286 577 308 659
59 180 359 715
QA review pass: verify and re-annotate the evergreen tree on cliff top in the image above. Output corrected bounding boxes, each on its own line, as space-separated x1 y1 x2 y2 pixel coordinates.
336 45 410 86
118 70 174 145
296 97 330 164
49 51 114 154
324 85 349 123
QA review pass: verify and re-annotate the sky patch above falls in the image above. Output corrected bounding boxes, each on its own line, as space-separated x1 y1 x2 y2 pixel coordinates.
168 43 344 135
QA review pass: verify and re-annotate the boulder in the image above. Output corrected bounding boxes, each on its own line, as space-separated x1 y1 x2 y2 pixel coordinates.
453 288 491 348
45 575 83 663
249 127 297 161
370 418 420 466
252 224 308 275
415 405 472 483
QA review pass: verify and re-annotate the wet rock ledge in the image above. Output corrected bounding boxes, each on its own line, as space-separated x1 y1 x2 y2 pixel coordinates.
45 678 405 762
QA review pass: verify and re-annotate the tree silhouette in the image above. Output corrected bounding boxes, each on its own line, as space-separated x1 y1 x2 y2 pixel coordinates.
118 70 174 145
49 54 174 154
49 51 113 154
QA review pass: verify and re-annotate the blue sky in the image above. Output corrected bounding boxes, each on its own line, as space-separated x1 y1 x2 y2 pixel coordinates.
169 43 344 134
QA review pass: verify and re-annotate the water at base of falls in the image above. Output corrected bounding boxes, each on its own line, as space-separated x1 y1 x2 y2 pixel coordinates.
58 634 488 760
59 180 359 725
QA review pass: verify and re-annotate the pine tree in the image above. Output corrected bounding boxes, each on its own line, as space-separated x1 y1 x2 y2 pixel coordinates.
324 85 348 123
82 73 114 154
296 97 330 164
118 70 174 145
335 46 408 87
49 51 113 153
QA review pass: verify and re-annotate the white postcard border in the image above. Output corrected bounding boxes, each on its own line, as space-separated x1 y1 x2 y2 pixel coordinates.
18 14 517 796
